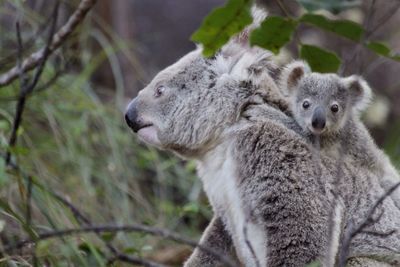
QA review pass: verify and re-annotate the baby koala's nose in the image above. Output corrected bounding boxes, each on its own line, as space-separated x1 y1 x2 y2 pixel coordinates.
311 106 326 130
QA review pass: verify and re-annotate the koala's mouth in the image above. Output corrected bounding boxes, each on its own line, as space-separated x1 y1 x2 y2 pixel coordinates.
136 124 161 146
133 123 153 133
307 125 326 135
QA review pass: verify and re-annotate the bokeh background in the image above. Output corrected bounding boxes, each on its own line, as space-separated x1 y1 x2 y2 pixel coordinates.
0 0 399 265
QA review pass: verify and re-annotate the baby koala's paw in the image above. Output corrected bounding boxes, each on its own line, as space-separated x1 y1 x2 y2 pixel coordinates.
241 100 271 121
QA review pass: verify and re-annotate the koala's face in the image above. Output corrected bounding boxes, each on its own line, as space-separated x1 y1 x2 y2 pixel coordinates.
294 74 350 135
125 48 253 158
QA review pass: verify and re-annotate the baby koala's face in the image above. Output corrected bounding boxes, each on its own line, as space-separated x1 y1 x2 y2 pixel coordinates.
293 73 350 136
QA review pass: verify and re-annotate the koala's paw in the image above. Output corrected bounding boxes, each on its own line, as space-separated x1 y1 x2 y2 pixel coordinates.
242 103 270 121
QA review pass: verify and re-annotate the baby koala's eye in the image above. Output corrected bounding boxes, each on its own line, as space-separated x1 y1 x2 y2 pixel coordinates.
154 86 165 98
331 104 339 113
302 100 310 109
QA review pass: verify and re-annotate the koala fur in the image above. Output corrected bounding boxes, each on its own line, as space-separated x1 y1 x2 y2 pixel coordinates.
125 8 400 267
280 61 400 211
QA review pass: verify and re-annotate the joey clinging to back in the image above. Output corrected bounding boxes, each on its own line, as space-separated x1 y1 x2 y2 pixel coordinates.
281 61 400 209
280 61 372 147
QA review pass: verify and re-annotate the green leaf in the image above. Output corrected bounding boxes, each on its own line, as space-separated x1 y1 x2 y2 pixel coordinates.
367 41 391 56
300 44 341 73
250 16 297 54
300 13 363 41
366 41 400 62
191 0 253 57
101 232 116 242
123 246 140 254
392 55 400 61
182 202 200 214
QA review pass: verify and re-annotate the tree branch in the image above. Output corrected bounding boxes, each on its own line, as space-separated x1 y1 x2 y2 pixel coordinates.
3 224 237 267
5 1 60 164
337 182 400 267
0 0 98 87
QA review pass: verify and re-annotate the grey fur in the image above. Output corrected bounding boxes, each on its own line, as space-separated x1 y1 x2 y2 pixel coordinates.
124 10 400 267
281 61 400 211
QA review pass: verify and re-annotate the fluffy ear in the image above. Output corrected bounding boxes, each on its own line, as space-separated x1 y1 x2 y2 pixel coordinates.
342 75 372 113
279 61 310 96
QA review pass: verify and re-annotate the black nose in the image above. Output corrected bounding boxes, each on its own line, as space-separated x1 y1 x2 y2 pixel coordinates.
125 99 140 132
311 106 326 130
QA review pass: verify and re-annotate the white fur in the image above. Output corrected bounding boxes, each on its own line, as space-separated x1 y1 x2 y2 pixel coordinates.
341 75 373 114
197 140 267 267
137 126 161 146
325 199 344 267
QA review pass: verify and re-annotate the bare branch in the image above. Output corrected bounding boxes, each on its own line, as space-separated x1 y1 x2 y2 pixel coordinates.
0 0 98 87
50 192 165 266
0 66 67 102
25 176 33 227
337 182 400 267
365 1 400 39
339 0 377 75
5 1 60 164
3 224 237 267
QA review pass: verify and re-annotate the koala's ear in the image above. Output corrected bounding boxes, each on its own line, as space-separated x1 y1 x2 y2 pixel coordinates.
279 61 310 96
342 75 372 113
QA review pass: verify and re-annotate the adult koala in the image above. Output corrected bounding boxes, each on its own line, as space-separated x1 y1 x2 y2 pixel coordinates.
125 9 400 267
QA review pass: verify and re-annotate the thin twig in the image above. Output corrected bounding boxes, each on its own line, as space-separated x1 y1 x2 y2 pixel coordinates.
0 0 98 87
337 182 400 267
4 155 167 267
5 1 60 165
26 176 33 227
2 156 235 267
0 67 67 102
365 1 400 39
50 192 164 266
340 0 377 75
275 0 292 18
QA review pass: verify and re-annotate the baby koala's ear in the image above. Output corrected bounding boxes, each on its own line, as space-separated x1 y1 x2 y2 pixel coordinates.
279 61 310 96
342 75 372 113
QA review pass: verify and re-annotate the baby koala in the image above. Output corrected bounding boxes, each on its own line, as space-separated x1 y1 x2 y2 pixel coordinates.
280 61 400 202
280 61 370 150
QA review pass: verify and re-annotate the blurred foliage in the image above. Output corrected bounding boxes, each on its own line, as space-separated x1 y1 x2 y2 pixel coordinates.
250 16 296 54
194 0 400 73
300 44 341 73
0 0 399 266
0 1 209 265
191 0 253 57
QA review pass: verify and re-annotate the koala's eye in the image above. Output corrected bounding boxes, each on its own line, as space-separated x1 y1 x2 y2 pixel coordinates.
154 86 165 98
302 100 310 109
331 104 339 113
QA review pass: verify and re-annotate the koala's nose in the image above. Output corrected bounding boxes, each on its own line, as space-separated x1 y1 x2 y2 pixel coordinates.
311 106 326 130
125 99 141 132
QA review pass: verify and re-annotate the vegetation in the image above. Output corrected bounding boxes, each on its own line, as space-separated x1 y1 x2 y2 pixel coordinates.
0 0 399 266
